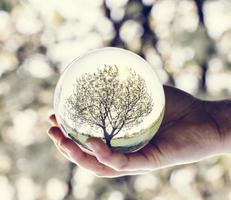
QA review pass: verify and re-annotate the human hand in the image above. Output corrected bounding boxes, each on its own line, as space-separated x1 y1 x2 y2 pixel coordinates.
47 86 225 177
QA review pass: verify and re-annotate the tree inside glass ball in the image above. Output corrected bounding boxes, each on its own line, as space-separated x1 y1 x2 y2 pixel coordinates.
54 47 165 153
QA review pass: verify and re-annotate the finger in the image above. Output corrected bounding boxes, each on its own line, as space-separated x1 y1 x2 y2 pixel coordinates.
94 168 151 178
48 127 74 162
47 127 125 175
55 143 74 162
47 127 151 177
86 138 156 171
48 116 93 156
56 143 151 178
49 114 58 126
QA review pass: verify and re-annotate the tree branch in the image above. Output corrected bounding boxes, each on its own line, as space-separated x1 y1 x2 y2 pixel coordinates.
63 163 75 200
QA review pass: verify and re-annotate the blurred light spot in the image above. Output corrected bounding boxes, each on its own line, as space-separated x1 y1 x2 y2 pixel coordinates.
40 29 56 46
155 25 170 39
134 174 159 192
145 47 168 83
204 0 231 39
111 8 125 22
84 32 103 49
183 47 195 60
27 0 56 15
95 17 114 41
0 52 18 77
157 40 172 56
48 41 87 68
208 57 223 72
16 176 37 200
151 0 176 38
0 11 12 40
57 21 91 41
74 167 95 186
56 0 102 23
145 48 163 68
0 176 14 200
0 153 12 173
155 68 169 84
205 164 224 183
170 167 197 197
73 168 95 199
120 20 143 43
217 31 231 56
73 185 90 199
48 33 103 71
169 47 186 70
46 178 67 200
13 5 43 35
173 0 198 33
151 0 176 23
142 0 156 6
207 57 231 95
170 167 195 187
108 191 124 200
22 54 53 79
4 36 24 52
151 192 184 200
175 68 200 94
9 109 37 146
106 0 128 9
207 71 231 95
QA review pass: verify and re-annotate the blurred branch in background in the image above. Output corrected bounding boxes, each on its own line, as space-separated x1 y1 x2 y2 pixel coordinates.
103 0 125 47
103 0 175 85
194 0 215 93
63 163 75 200
138 0 175 85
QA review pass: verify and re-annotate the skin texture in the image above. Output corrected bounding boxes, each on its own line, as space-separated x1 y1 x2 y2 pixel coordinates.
47 86 229 178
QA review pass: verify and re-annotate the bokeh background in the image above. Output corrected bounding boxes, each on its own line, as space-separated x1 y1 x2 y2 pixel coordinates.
0 0 231 199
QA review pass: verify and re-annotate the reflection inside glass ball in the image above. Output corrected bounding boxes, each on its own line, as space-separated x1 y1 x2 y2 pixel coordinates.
54 47 165 153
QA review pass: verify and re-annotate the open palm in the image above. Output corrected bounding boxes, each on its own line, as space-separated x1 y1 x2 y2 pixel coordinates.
48 86 223 177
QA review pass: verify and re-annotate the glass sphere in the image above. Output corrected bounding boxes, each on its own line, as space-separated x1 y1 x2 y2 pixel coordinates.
54 47 165 153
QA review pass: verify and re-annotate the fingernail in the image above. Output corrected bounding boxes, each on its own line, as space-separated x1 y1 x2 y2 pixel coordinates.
47 128 55 139
47 128 51 134
86 141 94 150
47 110 54 118
47 126 55 134
48 116 54 124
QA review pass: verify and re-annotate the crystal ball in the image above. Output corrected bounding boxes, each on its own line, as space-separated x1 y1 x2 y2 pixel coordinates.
54 47 165 153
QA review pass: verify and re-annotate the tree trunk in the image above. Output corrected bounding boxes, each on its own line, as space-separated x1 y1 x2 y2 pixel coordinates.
103 129 112 148
105 137 112 148
199 63 208 92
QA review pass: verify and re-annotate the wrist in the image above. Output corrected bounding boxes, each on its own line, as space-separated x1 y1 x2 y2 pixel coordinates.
202 100 231 154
